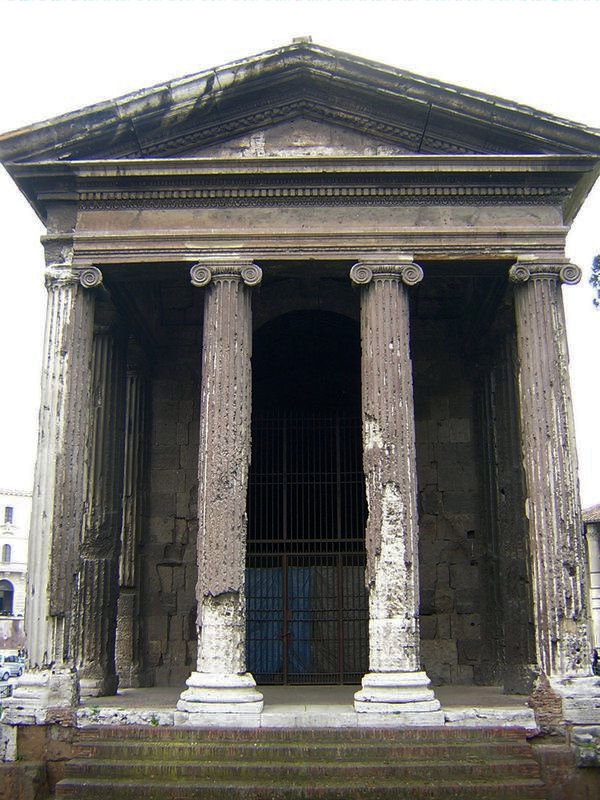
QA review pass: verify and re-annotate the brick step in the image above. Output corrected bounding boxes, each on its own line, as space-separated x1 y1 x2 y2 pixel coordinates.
64 756 540 782
74 724 528 743
72 738 533 762
55 776 548 800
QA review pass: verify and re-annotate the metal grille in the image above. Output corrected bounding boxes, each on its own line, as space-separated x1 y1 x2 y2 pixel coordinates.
246 410 368 684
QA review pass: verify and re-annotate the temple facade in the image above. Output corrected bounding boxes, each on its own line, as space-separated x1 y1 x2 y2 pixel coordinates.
1 40 600 733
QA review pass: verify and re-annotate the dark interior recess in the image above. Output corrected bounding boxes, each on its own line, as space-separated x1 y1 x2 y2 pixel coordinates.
246 311 368 684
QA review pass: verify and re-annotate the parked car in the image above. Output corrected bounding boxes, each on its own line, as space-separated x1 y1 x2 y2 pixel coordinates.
0 654 24 681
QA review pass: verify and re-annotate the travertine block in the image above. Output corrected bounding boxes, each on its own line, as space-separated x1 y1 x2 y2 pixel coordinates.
151 446 180 470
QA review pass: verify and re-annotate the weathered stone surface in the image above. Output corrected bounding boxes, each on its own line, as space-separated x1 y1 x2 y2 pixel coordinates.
27 269 95 670
2 670 79 726
75 313 127 698
511 256 590 679
116 361 149 689
351 258 423 673
4 45 599 732
177 260 263 713
350 258 438 715
354 671 441 717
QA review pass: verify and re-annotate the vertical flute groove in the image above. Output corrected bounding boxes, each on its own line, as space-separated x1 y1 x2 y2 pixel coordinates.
28 273 94 668
74 319 126 694
359 270 421 673
116 361 148 686
514 274 589 677
193 267 257 677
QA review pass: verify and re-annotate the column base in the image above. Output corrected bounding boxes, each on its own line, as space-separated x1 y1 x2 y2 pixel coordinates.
177 671 264 714
550 674 600 726
354 671 442 719
549 675 600 767
79 673 119 698
2 668 79 725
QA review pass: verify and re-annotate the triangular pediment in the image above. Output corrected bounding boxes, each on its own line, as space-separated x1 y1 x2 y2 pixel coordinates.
1 40 600 163
182 118 413 158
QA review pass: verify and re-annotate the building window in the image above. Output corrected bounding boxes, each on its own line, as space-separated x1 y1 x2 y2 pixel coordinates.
0 579 14 615
1 544 10 563
4 507 13 524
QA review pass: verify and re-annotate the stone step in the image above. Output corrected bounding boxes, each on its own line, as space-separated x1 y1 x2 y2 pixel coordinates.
74 724 528 742
72 738 533 762
64 756 541 782
55 776 548 800
57 725 546 800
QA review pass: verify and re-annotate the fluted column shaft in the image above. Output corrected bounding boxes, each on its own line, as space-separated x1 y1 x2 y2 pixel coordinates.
511 255 590 679
26 268 96 669
177 260 264 715
116 360 149 687
75 308 127 697
350 257 441 718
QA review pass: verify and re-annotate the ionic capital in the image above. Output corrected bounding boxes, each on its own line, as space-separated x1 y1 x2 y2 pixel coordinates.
78 266 104 289
190 260 262 288
45 265 104 290
509 255 581 286
44 266 79 290
350 256 424 287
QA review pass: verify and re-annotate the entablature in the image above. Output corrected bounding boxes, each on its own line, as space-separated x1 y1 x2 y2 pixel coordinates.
7 154 599 226
57 227 568 268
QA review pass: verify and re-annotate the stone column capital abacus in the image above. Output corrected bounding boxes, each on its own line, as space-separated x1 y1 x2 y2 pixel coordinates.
509 255 581 286
190 260 262 288
350 256 424 287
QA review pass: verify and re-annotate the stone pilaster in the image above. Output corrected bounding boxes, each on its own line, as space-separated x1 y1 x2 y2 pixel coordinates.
115 355 149 688
177 260 264 716
350 256 442 720
74 282 127 697
4 265 98 723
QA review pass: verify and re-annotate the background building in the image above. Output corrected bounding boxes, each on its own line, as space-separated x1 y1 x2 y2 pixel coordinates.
0 489 31 651
584 504 600 651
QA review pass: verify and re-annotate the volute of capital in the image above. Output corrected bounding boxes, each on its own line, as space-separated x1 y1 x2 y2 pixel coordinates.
78 266 104 289
509 256 581 286
350 260 424 287
190 261 262 288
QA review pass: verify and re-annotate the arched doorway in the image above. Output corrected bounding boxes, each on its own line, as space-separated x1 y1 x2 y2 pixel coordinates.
246 310 368 684
0 579 14 615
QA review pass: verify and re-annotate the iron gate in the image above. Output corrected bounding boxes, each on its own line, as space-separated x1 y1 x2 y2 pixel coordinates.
246 410 368 684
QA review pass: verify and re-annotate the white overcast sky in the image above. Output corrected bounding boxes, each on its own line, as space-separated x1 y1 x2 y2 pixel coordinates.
0 0 599 506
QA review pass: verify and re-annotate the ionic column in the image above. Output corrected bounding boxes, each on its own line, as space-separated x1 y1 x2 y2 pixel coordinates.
5 265 98 721
74 280 127 697
177 259 263 715
510 255 592 688
350 257 442 720
115 351 149 688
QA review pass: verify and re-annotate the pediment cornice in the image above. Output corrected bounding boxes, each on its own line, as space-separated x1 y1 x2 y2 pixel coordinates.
2 41 600 167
